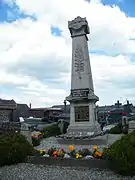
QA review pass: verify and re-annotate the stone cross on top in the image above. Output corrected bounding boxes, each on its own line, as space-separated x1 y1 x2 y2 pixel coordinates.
68 16 90 39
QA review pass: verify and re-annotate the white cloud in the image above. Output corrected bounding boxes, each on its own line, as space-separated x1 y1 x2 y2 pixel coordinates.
90 54 135 105
12 0 135 54
16 80 67 107
1 0 135 107
0 70 32 85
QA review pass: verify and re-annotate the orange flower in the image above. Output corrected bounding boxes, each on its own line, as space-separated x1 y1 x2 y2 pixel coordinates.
53 151 58 156
94 151 102 158
57 151 61 156
68 145 75 151
93 146 98 151
94 151 99 157
98 152 102 157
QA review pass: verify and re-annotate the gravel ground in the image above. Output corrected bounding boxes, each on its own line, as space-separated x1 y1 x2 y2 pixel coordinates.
0 163 134 180
35 134 122 152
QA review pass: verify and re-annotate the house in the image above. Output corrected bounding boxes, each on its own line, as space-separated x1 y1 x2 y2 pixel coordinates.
14 103 30 121
0 99 16 122
29 107 63 120
0 99 30 123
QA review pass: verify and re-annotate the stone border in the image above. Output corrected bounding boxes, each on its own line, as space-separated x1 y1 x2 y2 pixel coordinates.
56 137 107 145
26 156 109 169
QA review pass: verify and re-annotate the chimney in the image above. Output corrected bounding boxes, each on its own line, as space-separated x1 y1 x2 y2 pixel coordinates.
127 100 129 105
29 103 31 109
117 100 120 108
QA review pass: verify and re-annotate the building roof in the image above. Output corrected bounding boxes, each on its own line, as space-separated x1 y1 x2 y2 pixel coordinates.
0 99 16 109
29 108 48 111
30 107 62 111
0 99 16 105
52 105 70 110
16 104 30 113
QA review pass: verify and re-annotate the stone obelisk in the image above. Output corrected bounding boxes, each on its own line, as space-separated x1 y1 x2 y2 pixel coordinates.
66 16 101 137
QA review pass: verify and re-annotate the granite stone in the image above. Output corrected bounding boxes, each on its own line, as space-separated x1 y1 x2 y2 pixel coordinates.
66 16 101 137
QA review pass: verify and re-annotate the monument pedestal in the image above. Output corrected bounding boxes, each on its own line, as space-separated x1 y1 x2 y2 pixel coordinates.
66 94 101 137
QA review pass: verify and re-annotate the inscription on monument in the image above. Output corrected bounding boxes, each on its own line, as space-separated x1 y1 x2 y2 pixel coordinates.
75 106 89 122
71 88 89 98
74 44 84 73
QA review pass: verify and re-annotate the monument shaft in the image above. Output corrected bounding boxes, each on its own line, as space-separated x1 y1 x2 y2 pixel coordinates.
66 16 100 137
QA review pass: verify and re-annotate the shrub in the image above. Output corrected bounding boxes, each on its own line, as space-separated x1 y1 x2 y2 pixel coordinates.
108 123 122 134
103 130 135 176
122 125 128 135
42 124 61 138
32 137 40 146
0 133 34 166
31 132 43 146
63 122 69 134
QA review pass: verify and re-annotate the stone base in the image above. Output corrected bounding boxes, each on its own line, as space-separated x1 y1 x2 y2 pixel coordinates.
56 135 107 145
67 122 101 137
26 156 109 169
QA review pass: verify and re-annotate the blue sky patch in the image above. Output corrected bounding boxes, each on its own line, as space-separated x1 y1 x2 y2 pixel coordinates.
101 0 135 17
130 54 135 63
0 1 36 23
51 26 62 37
90 50 121 57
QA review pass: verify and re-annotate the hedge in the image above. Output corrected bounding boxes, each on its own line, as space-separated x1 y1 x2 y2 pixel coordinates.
103 130 135 176
108 123 122 134
0 133 34 166
42 124 61 138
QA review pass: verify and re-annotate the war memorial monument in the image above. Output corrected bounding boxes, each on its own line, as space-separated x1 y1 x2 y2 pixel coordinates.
58 16 103 143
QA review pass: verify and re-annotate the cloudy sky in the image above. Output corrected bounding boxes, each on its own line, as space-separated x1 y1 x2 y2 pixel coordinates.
0 0 135 107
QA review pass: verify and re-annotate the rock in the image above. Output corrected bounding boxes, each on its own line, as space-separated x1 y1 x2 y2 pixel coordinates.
43 154 50 157
64 154 70 158
84 155 94 159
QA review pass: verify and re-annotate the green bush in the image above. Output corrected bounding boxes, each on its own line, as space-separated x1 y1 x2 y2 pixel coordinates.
103 130 135 176
122 126 128 134
42 124 61 138
63 122 69 134
32 137 40 146
108 123 122 134
0 133 34 166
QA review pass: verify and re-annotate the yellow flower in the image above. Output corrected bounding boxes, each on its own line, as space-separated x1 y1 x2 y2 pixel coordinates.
40 149 45 155
40 150 43 155
93 145 98 151
76 154 82 159
68 145 75 151
37 132 42 135
76 153 79 159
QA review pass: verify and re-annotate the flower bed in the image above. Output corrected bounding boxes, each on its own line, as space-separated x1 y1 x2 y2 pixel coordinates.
31 131 43 146
25 145 110 169
38 145 103 159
